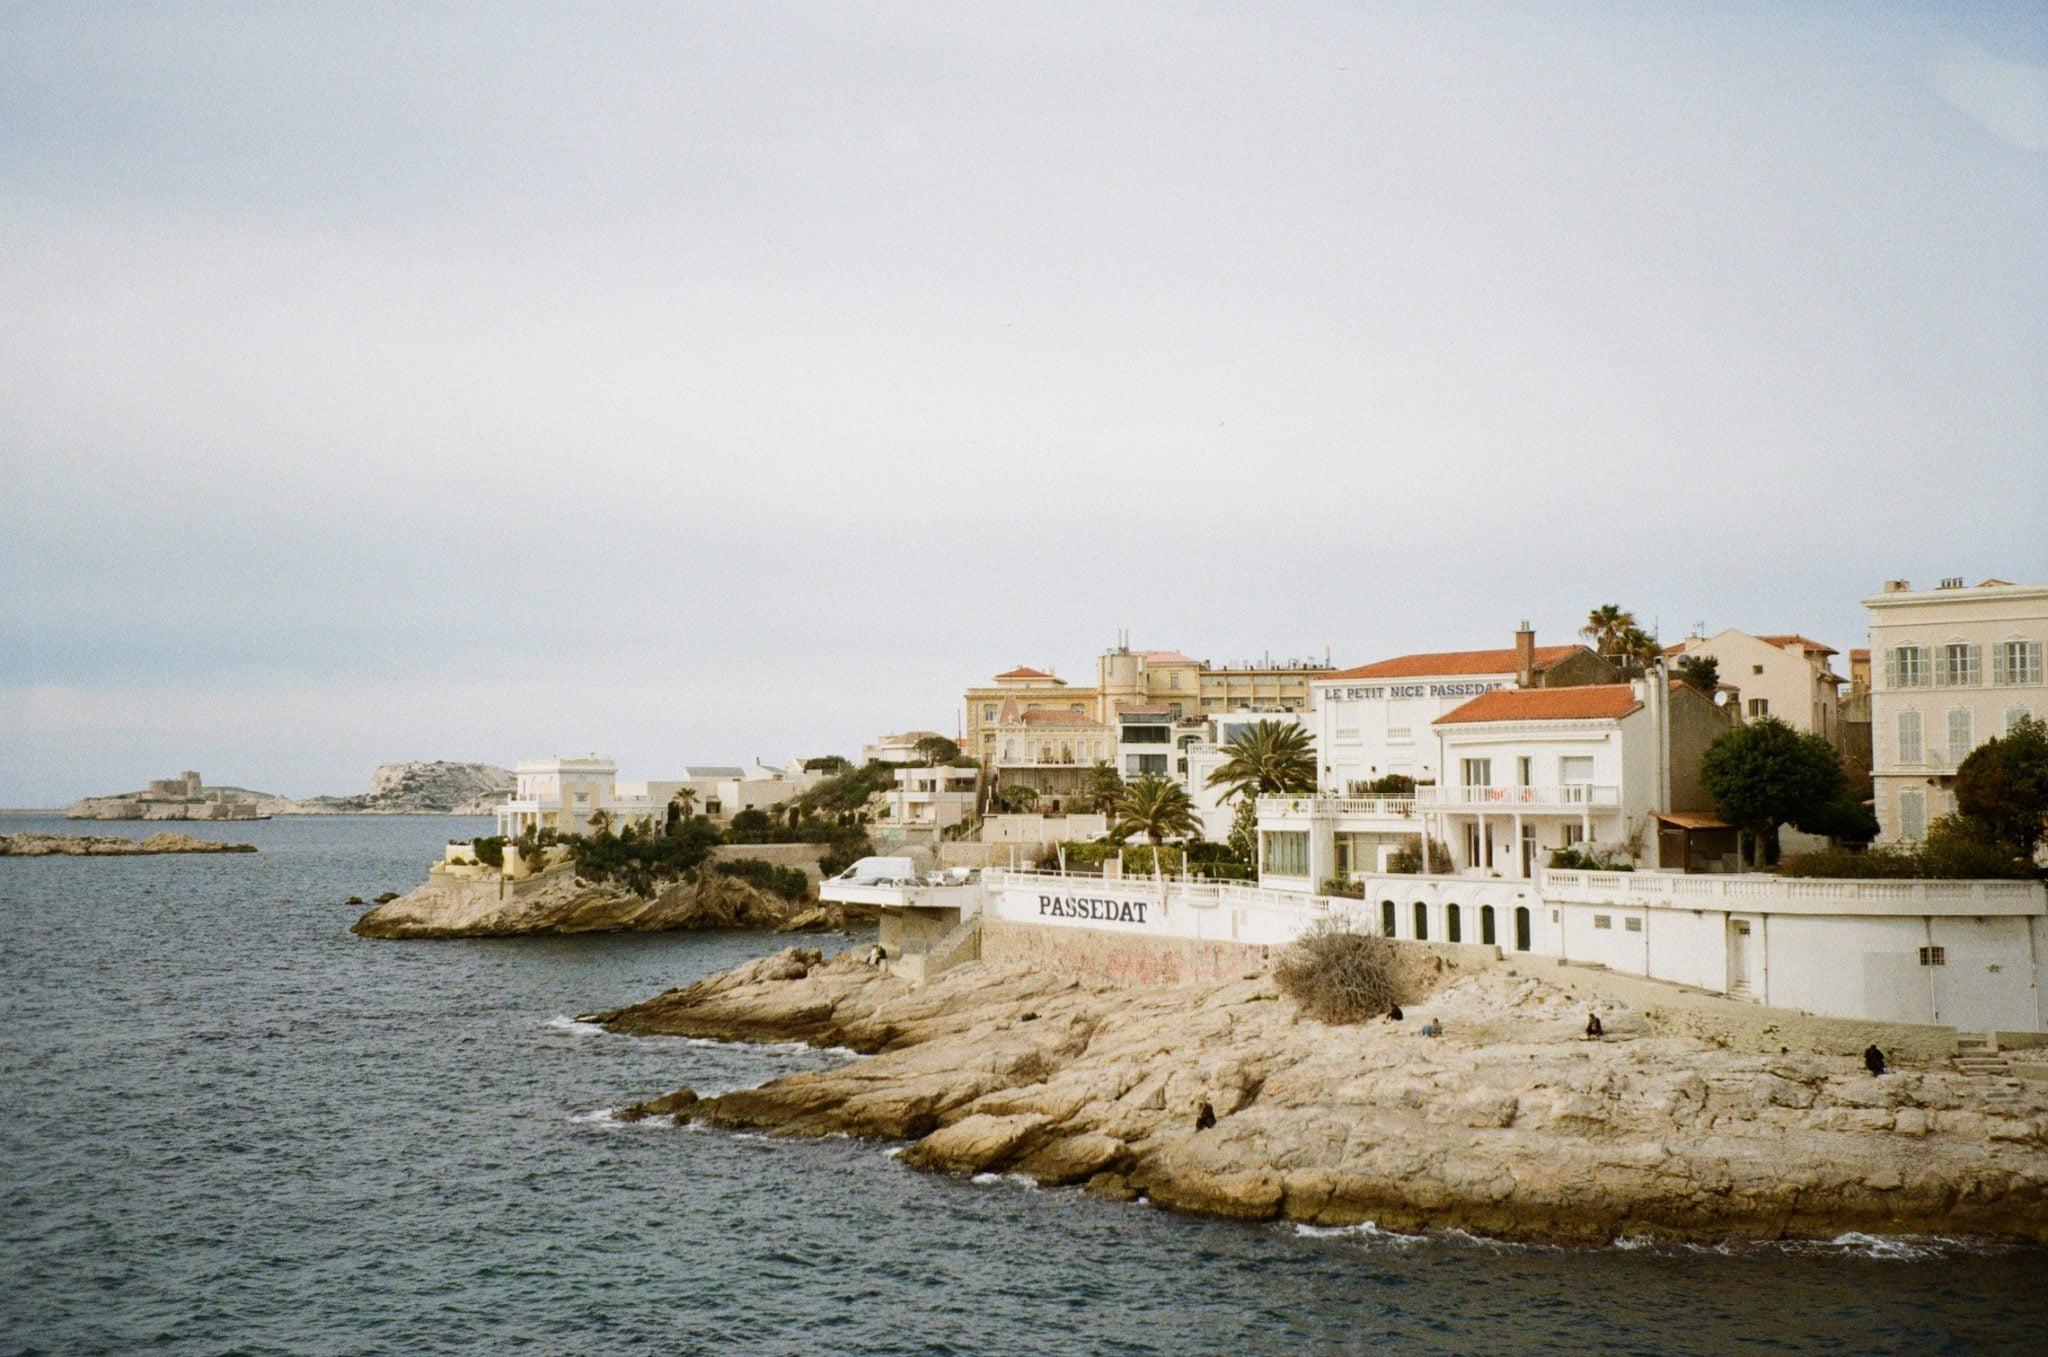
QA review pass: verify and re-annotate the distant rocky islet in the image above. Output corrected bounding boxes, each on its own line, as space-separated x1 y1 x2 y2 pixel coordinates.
65 761 515 820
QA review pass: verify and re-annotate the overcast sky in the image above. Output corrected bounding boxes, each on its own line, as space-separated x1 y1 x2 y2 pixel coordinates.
2 2 2044 805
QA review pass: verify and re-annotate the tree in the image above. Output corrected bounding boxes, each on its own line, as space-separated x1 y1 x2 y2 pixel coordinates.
913 734 962 766
665 786 699 833
1206 720 1317 802
1674 653 1720 694
1582 604 1636 657
1110 776 1200 847
586 808 615 837
993 784 1038 813
1226 794 1257 862
1700 717 1849 864
803 754 852 774
1954 715 2048 861
1076 762 1125 815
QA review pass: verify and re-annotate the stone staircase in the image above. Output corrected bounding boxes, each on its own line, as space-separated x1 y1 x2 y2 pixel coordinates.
1953 1033 2013 1078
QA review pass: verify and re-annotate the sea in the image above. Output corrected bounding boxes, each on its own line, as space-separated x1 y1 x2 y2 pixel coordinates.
3 813 2043 1356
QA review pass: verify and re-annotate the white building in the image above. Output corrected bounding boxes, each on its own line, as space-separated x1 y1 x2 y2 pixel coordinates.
1113 705 1176 780
1182 709 1312 841
1866 578 2048 843
873 764 980 843
1259 675 1729 890
863 731 949 765
1666 629 1844 739
993 703 1112 811
496 757 660 837
1310 627 1616 793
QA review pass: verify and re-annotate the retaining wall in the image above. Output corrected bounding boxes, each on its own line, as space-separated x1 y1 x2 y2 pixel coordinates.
1526 958 1958 1062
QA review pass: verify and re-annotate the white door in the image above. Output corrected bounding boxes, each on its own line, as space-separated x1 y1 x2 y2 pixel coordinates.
1727 919 1753 998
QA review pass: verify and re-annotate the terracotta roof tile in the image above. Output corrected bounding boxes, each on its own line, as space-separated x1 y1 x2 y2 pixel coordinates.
994 666 1061 681
1015 708 1102 727
1756 634 1838 656
1326 645 1586 681
1137 650 1198 664
1434 684 1644 725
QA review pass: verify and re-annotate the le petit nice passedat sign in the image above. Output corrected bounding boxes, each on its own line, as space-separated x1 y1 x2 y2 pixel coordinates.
1328 682 1505 701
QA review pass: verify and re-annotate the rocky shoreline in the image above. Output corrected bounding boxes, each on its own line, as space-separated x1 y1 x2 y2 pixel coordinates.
591 946 2048 1246
0 832 258 856
351 866 850 939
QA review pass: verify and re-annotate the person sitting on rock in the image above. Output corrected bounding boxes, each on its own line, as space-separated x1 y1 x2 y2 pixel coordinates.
1386 1004 1403 1022
1195 1100 1216 1132
867 944 886 967
1585 1011 1604 1040
1420 1018 1442 1038
1864 1044 1885 1076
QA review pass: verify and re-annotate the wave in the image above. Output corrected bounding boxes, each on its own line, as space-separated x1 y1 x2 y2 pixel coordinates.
970 1172 1040 1190
546 1015 607 1036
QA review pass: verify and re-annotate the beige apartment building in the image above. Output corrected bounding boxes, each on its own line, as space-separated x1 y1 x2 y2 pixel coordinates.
962 642 1330 765
1865 578 2047 843
1666 630 1845 742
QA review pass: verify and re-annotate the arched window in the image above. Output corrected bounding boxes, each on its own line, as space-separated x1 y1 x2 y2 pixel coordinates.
1413 902 1428 941
1514 906 1532 952
1446 903 1461 943
1380 900 1395 938
1480 905 1497 946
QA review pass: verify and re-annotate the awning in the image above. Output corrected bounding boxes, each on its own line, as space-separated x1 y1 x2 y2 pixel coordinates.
1652 811 1735 831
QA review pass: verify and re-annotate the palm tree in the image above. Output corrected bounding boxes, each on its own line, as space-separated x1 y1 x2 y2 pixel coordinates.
1205 720 1317 803
1111 776 1200 846
1079 761 1124 814
1581 604 1634 653
667 787 699 831
1613 624 1662 679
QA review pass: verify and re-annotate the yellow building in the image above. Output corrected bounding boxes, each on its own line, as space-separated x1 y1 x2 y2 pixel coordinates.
963 644 1331 765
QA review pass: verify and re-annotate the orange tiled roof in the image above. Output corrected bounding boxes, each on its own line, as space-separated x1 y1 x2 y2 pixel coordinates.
994 666 1060 681
1434 684 1644 725
1326 645 1585 681
1757 634 1838 656
1016 708 1102 727
1850 648 1870 661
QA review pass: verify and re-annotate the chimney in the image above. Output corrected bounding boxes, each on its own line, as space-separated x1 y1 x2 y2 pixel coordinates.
1515 620 1536 688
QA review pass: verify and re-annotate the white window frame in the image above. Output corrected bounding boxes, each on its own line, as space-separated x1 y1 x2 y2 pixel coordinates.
1461 757 1492 788
1947 709 1973 764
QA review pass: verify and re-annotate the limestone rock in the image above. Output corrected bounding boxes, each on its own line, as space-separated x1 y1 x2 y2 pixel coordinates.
350 866 814 939
588 947 2048 1247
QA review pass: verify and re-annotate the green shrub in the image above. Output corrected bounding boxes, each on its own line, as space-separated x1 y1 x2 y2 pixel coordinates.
714 857 813 902
469 835 505 869
1779 816 2034 880
1320 877 1365 899
568 819 721 896
1387 836 1451 874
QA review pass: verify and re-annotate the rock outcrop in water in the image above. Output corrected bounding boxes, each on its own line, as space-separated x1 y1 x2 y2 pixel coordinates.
351 866 847 938
68 761 513 819
0 832 257 856
592 948 2048 1246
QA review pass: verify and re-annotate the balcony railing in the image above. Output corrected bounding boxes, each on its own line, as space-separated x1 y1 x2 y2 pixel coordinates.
1255 794 1417 818
1418 784 1619 809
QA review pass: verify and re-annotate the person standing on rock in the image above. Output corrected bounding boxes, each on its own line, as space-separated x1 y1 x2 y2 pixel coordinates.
1195 1100 1216 1132
1585 1011 1604 1040
1864 1044 1885 1076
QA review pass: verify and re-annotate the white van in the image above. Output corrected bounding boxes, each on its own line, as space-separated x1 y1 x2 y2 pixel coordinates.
830 856 918 886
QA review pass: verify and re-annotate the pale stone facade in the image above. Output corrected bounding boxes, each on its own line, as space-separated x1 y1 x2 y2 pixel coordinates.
1667 629 1844 741
1864 579 2048 843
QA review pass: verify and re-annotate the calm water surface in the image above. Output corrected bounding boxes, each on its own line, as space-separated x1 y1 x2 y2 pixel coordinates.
3 813 2043 1355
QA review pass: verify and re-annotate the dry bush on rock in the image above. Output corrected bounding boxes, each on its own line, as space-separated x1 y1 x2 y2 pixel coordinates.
1274 919 1401 1024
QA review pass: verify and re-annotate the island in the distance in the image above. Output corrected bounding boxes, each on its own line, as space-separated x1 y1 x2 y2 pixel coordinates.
66 763 514 820
0 832 257 856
